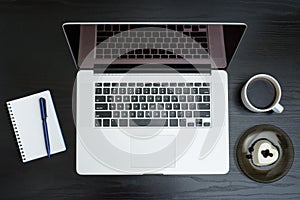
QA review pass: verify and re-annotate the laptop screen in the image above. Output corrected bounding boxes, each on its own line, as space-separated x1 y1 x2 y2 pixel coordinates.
63 23 246 70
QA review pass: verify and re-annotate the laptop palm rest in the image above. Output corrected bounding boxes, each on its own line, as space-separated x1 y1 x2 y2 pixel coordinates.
130 135 176 168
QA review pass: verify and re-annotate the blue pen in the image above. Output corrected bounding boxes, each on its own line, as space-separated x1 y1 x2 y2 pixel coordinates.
39 97 51 158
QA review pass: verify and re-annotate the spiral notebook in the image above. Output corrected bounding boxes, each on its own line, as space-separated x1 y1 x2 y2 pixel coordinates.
6 90 66 163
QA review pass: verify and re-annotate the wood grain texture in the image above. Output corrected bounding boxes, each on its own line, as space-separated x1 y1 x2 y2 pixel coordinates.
0 0 299 199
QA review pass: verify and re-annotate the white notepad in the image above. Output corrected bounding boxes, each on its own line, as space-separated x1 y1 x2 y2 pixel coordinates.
6 90 66 163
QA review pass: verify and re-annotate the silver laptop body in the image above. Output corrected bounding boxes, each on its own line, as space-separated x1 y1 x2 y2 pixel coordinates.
63 22 246 175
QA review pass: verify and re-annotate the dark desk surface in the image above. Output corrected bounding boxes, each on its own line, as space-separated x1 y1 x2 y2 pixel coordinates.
0 0 299 199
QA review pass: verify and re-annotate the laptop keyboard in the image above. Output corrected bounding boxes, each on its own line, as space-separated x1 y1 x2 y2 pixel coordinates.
95 24 209 60
94 82 211 127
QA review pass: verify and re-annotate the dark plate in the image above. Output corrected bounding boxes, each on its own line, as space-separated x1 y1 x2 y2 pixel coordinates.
235 124 294 183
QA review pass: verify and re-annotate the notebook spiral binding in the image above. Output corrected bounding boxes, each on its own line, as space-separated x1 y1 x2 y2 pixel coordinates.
7 102 26 162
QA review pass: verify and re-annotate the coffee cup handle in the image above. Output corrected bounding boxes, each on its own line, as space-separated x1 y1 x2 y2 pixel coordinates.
273 103 284 113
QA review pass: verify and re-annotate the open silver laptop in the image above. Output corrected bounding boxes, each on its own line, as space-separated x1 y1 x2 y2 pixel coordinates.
63 22 246 175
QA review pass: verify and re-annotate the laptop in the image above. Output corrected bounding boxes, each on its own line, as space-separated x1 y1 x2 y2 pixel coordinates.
63 22 246 175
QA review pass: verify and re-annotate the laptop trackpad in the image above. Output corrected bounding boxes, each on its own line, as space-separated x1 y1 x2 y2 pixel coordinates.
130 135 176 168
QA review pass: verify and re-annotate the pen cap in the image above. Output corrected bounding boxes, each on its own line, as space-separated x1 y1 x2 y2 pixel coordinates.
39 97 47 119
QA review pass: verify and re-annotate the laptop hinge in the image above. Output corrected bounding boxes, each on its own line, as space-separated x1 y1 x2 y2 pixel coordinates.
93 64 211 75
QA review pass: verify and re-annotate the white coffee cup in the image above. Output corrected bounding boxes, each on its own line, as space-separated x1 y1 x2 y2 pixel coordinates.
241 74 284 113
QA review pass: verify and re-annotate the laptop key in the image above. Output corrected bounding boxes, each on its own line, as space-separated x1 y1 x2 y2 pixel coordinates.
139 96 146 102
95 83 102 87
171 96 178 102
177 111 184 118
129 119 168 127
154 111 160 118
186 111 192 118
145 111 152 118
103 88 110 94
191 88 198 94
203 96 210 102
128 83 135 87
143 88 150 94
131 96 138 102
199 88 210 94
141 103 148 110
173 103 180 110
161 111 168 117
194 111 210 117
95 119 101 127
159 88 166 94
155 96 162 102
117 104 124 110
111 119 118 127
187 96 194 102
123 96 130 102
167 88 174 94
197 103 210 109
175 88 182 94
149 103 156 110
137 111 144 118
133 104 140 110
109 103 116 110
169 119 178 127
96 111 112 118
135 88 142 94
195 96 202 102
95 96 105 102
151 49 158 54
128 88 134 94
121 111 128 118
115 96 122 102
147 96 154 102
189 103 196 110
181 103 188 110
179 119 186 127
169 111 176 118
158 103 164 110
103 119 110 127
164 96 170 102
143 49 150 54
165 103 172 110
204 122 211 127
129 111 136 118
188 122 194 127
125 103 132 110
95 103 108 110
151 88 158 94
111 88 118 94
95 88 102 94
183 88 190 94
119 88 126 94
113 111 120 118
196 119 202 127
107 96 114 102
179 96 186 102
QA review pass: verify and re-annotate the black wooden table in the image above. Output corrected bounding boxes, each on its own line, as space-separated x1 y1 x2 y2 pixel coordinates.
0 0 299 199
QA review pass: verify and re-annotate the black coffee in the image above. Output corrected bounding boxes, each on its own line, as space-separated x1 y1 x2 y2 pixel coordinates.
247 78 277 109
